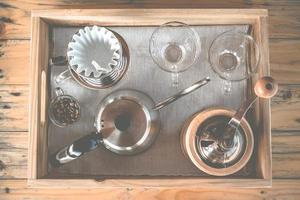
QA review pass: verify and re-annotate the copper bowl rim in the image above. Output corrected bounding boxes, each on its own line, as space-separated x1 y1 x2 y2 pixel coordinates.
181 107 254 176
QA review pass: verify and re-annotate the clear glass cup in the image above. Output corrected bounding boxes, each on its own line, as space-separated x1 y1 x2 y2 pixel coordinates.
208 30 260 95
49 87 80 127
149 21 201 87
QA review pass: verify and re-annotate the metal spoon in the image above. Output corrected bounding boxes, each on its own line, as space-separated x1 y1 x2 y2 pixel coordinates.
221 76 278 148
153 77 211 110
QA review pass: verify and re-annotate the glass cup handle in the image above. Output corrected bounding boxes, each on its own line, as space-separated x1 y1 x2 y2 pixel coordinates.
171 72 179 87
54 87 64 97
55 69 72 84
223 79 232 95
223 73 232 95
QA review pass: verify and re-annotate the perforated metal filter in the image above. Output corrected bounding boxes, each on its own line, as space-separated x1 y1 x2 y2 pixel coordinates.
67 26 122 78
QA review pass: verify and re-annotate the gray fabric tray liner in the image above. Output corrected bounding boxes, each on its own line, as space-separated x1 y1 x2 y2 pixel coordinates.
48 25 254 177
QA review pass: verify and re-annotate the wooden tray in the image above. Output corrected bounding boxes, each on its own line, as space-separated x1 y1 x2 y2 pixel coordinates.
49 25 251 178
29 9 271 188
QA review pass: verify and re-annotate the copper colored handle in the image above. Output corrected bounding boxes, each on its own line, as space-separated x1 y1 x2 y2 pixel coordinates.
222 76 278 147
254 76 278 99
229 76 278 128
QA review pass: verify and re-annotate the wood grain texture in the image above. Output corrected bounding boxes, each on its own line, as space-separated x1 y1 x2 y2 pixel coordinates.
255 15 272 180
272 131 300 178
32 9 264 28
0 179 300 200
0 85 28 131
28 16 49 179
0 0 299 39
0 132 27 178
0 0 298 198
0 40 29 84
269 14 300 39
271 84 300 131
270 39 300 84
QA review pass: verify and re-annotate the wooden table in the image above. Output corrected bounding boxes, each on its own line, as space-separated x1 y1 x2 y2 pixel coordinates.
0 1 299 199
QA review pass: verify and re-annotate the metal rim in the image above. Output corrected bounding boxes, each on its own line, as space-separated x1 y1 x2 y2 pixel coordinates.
67 26 123 79
68 30 130 90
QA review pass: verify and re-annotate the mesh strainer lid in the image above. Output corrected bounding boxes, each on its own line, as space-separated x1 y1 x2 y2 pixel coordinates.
67 26 122 78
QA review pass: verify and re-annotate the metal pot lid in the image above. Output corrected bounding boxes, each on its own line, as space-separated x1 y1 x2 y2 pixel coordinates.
95 90 160 155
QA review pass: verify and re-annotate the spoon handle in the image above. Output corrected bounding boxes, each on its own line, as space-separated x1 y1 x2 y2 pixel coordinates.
228 96 258 129
228 76 278 129
222 76 278 148
152 77 210 111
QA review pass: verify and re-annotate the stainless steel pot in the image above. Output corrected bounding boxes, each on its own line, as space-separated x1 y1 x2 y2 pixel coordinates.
50 77 210 167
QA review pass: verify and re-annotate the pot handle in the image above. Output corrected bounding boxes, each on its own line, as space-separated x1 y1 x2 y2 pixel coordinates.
153 77 210 111
50 132 102 167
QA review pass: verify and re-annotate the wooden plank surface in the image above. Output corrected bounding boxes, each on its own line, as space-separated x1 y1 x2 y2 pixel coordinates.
0 40 29 85
0 179 300 200
272 131 300 178
0 85 28 131
271 84 300 131
0 0 299 199
0 1 299 40
0 132 27 178
269 39 300 84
